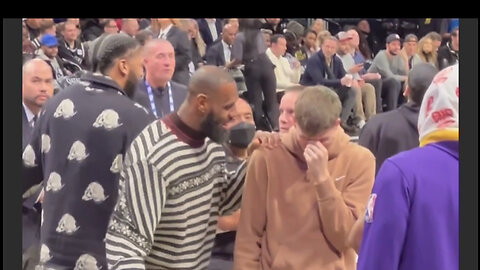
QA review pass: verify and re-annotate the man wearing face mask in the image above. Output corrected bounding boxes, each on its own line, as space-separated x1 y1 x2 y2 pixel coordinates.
209 98 256 270
234 86 375 270
105 66 278 270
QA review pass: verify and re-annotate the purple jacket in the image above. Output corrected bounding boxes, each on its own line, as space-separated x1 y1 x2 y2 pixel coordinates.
357 141 458 270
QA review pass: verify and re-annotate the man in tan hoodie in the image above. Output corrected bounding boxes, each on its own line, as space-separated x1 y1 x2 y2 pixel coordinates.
234 86 375 270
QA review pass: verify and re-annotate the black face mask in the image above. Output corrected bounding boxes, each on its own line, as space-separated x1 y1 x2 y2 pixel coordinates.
228 122 256 148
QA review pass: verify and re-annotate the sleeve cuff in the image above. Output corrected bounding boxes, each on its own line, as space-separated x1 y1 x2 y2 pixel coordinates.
314 178 341 201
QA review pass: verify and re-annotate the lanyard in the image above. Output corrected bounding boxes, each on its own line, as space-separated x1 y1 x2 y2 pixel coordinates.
145 81 174 118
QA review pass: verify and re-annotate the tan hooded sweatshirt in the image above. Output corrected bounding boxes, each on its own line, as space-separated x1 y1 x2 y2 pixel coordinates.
234 127 375 270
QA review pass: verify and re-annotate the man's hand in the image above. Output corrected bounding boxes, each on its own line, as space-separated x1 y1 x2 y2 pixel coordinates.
357 79 366 88
304 141 330 183
292 60 301 69
247 131 281 155
341 75 353 87
361 72 381 81
348 63 364 74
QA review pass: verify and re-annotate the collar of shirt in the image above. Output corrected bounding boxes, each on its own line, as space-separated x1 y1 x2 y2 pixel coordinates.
222 40 231 60
266 48 281 61
159 24 173 38
23 102 36 123
206 18 216 24
162 112 206 147
81 72 127 96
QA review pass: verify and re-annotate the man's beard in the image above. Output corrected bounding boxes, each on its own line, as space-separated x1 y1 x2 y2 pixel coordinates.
388 49 398 56
200 111 228 144
124 71 138 98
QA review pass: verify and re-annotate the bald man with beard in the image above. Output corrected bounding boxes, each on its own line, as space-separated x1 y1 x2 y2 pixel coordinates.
105 66 278 270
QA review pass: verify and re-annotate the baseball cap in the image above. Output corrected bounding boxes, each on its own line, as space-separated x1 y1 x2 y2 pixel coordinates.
386 33 401 44
40 34 58 47
337 31 352 42
404 34 418 43
418 64 458 146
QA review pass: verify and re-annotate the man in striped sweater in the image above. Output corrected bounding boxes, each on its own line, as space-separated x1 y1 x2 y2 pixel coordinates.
105 66 248 269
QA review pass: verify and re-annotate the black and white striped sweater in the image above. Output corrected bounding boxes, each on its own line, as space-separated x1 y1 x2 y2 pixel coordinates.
106 113 246 270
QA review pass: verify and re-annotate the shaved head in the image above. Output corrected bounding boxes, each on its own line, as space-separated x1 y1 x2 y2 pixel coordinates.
23 59 54 113
23 58 51 77
188 65 236 98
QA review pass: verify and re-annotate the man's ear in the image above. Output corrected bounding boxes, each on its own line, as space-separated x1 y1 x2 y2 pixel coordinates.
333 118 341 127
118 59 129 77
196 93 209 115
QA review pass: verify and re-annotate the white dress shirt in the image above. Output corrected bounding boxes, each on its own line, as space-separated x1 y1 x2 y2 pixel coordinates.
222 40 231 63
23 102 36 127
266 48 301 92
159 24 173 39
206 19 218 41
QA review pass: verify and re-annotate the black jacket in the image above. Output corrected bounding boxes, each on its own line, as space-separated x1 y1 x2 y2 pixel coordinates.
300 50 346 88
437 42 458 70
205 40 227 66
22 72 155 269
359 102 420 173
57 38 89 70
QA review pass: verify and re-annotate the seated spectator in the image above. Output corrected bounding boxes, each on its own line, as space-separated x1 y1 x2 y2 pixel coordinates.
24 18 46 41
22 23 36 63
425 31 442 52
336 31 376 126
437 27 459 70
399 33 418 70
310 19 325 49
146 18 161 37
284 31 307 73
266 34 301 100
368 33 408 111
301 36 358 134
80 18 103 41
224 18 239 32
260 28 273 47
120 18 139 38
135 29 154 46
303 29 318 58
85 19 118 65
358 19 382 56
206 23 247 96
262 18 286 35
57 21 88 71
316 30 332 50
347 28 383 113
181 19 207 71
35 34 69 91
359 63 438 173
411 36 438 68
31 20 56 51
278 85 304 133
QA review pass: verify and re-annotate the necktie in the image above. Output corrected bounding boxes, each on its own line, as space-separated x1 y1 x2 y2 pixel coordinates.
31 115 38 127
227 45 232 61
